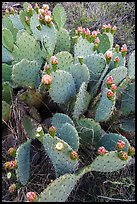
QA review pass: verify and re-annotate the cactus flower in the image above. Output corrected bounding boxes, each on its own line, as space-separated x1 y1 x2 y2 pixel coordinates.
116 140 125 151
44 10 51 16
34 3 39 13
38 9 45 15
70 151 78 160
75 26 83 35
42 74 52 85
118 151 128 161
49 126 56 137
26 192 37 202
91 30 97 38
94 37 100 44
9 183 16 193
106 24 111 32
111 84 117 92
121 44 127 57
115 44 120 52
85 28 90 35
45 15 52 24
51 56 58 65
26 4 33 16
106 76 114 86
102 24 107 32
98 146 107 156
55 142 64 151
128 146 135 156
114 56 120 68
42 4 49 10
38 14 44 21
9 161 17 169
105 50 113 64
111 25 117 35
107 90 114 100
25 16 30 25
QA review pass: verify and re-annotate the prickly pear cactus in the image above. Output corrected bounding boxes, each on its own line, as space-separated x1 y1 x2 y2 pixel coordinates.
53 3 66 29
2 46 13 63
16 140 31 185
2 100 11 123
56 51 73 71
2 63 12 82
2 27 14 52
128 50 135 80
49 70 76 104
42 134 78 177
2 82 13 104
97 33 113 54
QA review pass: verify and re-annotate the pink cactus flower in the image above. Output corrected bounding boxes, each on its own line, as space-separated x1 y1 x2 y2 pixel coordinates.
45 15 52 23
98 146 107 156
51 56 58 65
9 161 17 169
105 50 113 59
85 28 90 35
102 24 107 29
26 4 33 12
26 192 37 202
121 44 127 52
44 10 51 16
75 26 83 34
94 37 100 44
96 29 100 34
112 25 117 31
42 74 52 85
82 28 86 34
116 140 125 150
111 84 117 92
42 4 49 10
107 90 114 99
106 76 114 85
114 56 120 62
107 23 111 29
91 30 97 38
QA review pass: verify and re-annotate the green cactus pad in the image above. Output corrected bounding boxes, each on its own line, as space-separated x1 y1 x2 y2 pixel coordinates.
55 28 71 53
42 134 78 177
16 140 31 185
57 123 79 151
128 50 135 80
49 70 76 104
2 15 14 31
120 82 135 116
9 14 24 30
119 117 135 135
109 51 125 70
95 88 116 122
90 151 131 172
56 51 73 72
2 63 12 82
76 118 102 146
2 28 14 52
97 33 112 54
12 59 40 88
2 100 11 123
97 133 130 152
53 4 66 29
69 63 90 91
101 66 127 90
2 46 13 63
19 89 43 108
105 32 114 48
84 53 106 80
74 36 94 62
2 82 13 104
38 173 79 202
51 113 75 130
19 10 32 34
12 30 43 67
73 82 91 119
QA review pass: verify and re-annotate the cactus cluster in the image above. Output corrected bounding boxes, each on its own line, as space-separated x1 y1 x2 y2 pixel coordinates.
2 2 135 202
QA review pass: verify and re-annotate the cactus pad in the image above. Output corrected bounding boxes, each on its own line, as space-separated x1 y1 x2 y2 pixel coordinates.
12 59 40 88
97 33 112 54
97 133 130 152
53 4 66 29
2 100 11 123
128 50 135 80
16 140 31 185
95 88 116 122
76 118 102 146
73 82 91 119
57 123 79 150
42 134 79 177
2 63 12 82
2 82 13 104
51 113 75 130
2 46 13 63
49 70 76 104
2 28 14 52
119 117 135 135
9 14 24 30
69 63 90 91
56 51 73 72
38 173 78 202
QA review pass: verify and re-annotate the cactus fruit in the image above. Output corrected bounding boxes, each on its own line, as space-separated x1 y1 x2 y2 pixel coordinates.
26 192 38 202
16 140 31 185
98 146 108 156
118 151 128 161
116 140 126 151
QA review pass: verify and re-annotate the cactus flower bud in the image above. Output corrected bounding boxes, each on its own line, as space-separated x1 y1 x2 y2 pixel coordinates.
106 24 111 32
8 147 16 157
115 44 120 53
5 9 10 15
111 83 117 92
121 44 127 57
51 56 58 65
34 3 39 13
70 151 79 160
45 15 52 24
26 4 33 16
111 25 117 35
44 10 51 16
94 37 100 44
102 24 107 32
44 64 50 74
9 183 16 193
10 7 14 15
25 16 30 25
107 90 114 100
114 56 120 68
55 142 64 151
26 192 37 202
49 126 56 137
118 151 128 161
98 146 107 156
91 30 98 38
128 146 135 156
116 140 125 151
106 76 114 87
42 74 52 85
105 50 113 64
75 26 83 35
85 28 90 36
42 4 49 10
